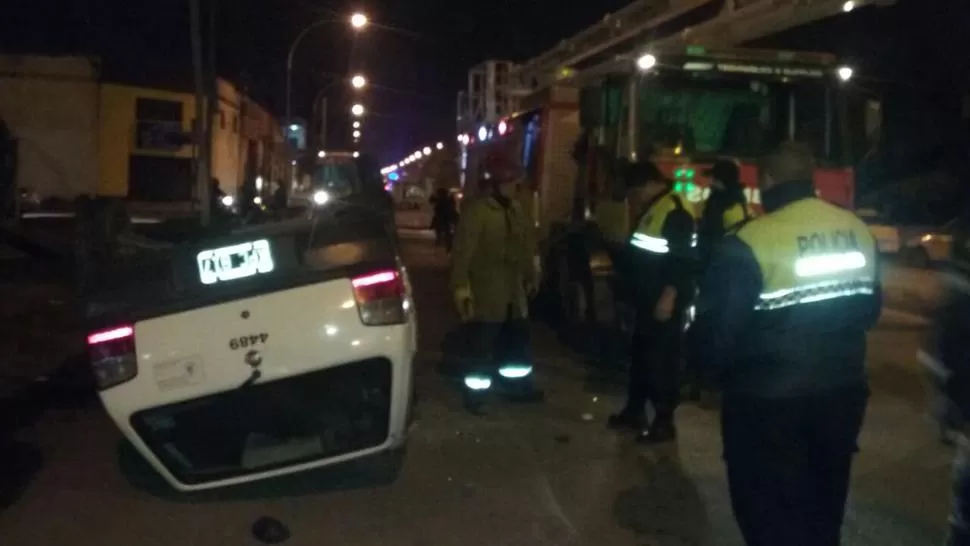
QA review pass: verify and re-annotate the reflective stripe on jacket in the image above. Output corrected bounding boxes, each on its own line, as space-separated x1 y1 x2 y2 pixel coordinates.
630 192 696 255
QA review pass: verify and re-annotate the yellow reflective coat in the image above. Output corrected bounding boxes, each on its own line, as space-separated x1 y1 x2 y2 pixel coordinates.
451 195 536 322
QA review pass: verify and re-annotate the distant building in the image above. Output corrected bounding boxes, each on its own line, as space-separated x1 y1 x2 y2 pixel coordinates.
456 60 519 137
0 54 286 204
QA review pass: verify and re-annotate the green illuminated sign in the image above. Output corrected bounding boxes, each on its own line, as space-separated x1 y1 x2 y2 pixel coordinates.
673 168 696 193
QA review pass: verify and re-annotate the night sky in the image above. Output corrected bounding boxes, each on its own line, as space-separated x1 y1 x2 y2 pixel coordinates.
1 0 968 165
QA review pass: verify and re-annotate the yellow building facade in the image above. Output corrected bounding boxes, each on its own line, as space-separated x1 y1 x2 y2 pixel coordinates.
97 79 285 202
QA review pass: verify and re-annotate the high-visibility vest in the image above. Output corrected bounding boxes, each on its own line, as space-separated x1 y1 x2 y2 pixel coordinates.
736 198 877 311
629 192 696 255
723 201 751 234
596 199 630 245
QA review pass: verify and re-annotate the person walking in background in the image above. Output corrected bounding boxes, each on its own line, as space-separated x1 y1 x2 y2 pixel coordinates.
451 149 540 410
607 160 696 444
430 187 458 253
689 142 880 546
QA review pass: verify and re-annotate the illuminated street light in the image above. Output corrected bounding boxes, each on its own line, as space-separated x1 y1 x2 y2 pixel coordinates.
289 123 300 132
837 66 854 82
317 150 326 158
350 12 368 29
285 12 368 169
353 121 361 129
636 53 657 72
415 151 423 159
423 146 432 155
842 1 855 12
353 151 360 158
353 130 361 138
351 103 365 117
436 142 444 150
351 74 367 89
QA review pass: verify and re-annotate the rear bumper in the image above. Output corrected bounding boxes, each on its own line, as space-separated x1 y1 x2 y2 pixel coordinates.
100 326 415 492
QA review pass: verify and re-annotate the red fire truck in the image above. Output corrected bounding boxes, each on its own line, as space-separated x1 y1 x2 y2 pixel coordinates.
460 46 866 336
458 0 893 336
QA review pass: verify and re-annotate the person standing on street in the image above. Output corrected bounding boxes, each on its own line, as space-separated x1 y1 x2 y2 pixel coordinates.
607 161 696 444
685 158 751 401
698 158 750 269
688 142 881 546
920 208 970 546
451 149 540 409
430 187 458 253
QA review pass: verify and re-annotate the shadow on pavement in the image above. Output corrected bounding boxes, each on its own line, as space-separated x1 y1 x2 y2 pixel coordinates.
0 439 43 513
613 446 710 545
0 354 106 514
117 441 406 503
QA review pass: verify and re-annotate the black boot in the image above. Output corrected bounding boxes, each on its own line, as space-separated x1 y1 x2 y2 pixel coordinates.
607 408 647 430
636 419 677 444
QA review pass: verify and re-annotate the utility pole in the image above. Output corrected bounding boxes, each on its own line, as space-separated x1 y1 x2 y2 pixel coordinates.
190 0 210 226
319 95 328 149
206 0 218 197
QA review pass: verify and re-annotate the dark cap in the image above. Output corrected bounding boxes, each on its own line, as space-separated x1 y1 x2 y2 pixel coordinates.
625 160 671 189
703 159 741 187
762 142 816 185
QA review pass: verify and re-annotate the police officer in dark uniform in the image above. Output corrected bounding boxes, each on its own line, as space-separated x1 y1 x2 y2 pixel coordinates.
608 160 696 444
685 159 753 401
921 209 970 546
688 142 881 546
698 159 751 269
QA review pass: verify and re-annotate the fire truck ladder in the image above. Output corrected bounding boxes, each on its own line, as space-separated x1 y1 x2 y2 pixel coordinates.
516 0 895 90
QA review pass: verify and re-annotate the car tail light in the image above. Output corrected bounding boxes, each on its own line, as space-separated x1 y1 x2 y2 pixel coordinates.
351 270 407 325
87 325 138 390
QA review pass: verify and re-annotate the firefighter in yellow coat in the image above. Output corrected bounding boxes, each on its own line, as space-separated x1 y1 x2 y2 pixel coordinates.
451 149 540 408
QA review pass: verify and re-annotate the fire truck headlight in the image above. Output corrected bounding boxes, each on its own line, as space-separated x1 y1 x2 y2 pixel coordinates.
636 53 657 72
837 66 854 82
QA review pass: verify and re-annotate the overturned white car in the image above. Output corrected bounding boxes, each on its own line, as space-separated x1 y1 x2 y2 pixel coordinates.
84 215 416 491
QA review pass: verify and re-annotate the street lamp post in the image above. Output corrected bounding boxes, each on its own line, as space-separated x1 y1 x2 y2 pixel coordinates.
284 13 367 141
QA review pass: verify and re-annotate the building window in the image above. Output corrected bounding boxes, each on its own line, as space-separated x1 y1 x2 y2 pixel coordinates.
219 111 226 129
136 98 182 122
135 97 185 151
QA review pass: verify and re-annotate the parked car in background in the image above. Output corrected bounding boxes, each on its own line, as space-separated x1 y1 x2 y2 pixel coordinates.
902 219 956 268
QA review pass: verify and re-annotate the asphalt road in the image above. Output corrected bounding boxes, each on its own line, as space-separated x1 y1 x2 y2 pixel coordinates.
0 231 954 546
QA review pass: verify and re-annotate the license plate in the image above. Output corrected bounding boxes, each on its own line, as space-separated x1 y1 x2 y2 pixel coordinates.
197 239 274 285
